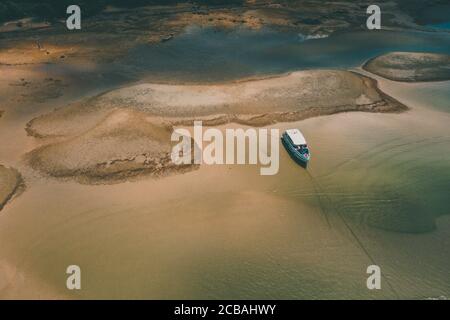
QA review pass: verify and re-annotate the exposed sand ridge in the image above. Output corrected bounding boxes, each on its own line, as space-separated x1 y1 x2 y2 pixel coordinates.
25 70 408 184
363 52 450 82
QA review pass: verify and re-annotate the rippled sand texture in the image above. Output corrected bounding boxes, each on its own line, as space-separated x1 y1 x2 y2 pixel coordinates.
25 70 406 183
27 109 198 184
0 0 449 298
27 70 406 136
363 52 450 82
1 78 449 300
2 95 449 299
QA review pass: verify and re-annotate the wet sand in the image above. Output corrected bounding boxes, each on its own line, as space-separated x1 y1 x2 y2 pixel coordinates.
27 109 198 184
27 70 406 136
0 165 23 211
0 5 449 298
363 52 450 82
0 66 449 298
24 70 406 183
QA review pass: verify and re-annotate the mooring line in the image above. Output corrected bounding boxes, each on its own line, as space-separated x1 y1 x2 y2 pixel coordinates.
306 168 401 299
305 170 331 228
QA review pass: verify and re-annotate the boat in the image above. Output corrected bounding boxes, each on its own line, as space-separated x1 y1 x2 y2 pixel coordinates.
281 129 311 167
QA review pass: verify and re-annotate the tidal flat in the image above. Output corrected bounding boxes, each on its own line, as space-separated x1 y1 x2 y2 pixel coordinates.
0 1 449 299
363 52 450 82
25 70 406 183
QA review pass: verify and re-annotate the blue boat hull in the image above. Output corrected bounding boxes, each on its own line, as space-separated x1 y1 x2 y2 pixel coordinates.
281 134 309 168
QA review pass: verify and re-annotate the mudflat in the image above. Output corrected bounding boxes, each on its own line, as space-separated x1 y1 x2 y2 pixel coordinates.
363 52 450 82
27 70 407 137
26 109 198 184
25 70 407 184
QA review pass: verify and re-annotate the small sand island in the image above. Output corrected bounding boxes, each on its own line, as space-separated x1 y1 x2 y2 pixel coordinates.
26 70 407 183
363 52 450 82
27 110 198 184
27 70 407 137
0 165 23 211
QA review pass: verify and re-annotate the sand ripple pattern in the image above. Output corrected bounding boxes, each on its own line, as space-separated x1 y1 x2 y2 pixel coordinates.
24 70 407 183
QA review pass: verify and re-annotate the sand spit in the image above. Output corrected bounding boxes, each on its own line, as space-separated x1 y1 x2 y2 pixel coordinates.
0 165 23 211
25 70 407 184
363 52 450 82
27 109 198 184
27 70 407 138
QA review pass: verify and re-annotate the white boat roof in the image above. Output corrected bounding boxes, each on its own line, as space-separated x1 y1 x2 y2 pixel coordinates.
285 129 307 145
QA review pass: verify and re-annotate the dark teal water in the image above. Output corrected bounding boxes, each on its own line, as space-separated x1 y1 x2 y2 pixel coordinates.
427 22 450 30
120 26 450 82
